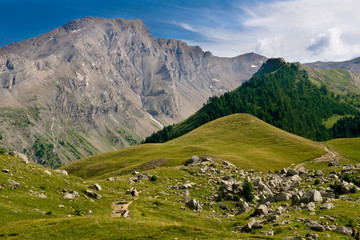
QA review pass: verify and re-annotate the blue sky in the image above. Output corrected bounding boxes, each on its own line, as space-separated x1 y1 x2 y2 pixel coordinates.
1 0 360 62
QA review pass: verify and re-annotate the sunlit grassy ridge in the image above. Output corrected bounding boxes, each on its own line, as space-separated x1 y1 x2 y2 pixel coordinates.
62 114 326 179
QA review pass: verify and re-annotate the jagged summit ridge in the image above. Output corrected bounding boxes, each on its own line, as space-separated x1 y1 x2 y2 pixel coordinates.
0 17 266 166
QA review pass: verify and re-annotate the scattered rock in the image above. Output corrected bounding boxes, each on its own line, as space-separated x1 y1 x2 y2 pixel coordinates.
44 170 52 175
2 169 10 173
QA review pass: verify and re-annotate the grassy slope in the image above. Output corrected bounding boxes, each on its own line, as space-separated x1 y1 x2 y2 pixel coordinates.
62 114 326 180
0 153 241 239
304 65 360 95
325 137 360 164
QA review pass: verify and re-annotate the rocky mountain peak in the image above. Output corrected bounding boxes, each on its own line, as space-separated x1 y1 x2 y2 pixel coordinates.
0 17 266 167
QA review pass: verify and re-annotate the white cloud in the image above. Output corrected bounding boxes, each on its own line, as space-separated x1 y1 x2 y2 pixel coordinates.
172 0 360 62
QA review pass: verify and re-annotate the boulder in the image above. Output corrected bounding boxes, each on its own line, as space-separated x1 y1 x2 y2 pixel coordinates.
287 169 298 176
334 226 353 236
185 198 202 212
342 165 354 172
54 170 68 175
185 156 202 166
308 222 325 232
274 192 289 202
9 151 29 163
38 193 47 198
239 219 263 232
62 193 75 199
328 160 340 167
260 229 274 236
8 179 20 189
88 183 102 191
320 203 334 210
320 191 335 200
222 161 236 168
292 190 322 206
315 170 323 176
305 232 319 240
44 170 51 175
84 190 102 199
280 168 287 175
2 169 10 173
252 204 268 217
340 181 354 194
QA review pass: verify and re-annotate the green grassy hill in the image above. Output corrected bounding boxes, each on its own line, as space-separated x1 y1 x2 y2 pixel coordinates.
62 113 326 180
2 121 360 239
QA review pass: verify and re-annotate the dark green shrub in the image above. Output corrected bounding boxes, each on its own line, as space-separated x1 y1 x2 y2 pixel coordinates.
233 194 240 202
314 179 320 185
242 178 255 203
150 175 158 181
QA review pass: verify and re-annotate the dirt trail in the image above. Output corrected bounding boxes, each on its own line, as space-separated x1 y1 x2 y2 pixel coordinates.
111 200 133 218
293 144 341 171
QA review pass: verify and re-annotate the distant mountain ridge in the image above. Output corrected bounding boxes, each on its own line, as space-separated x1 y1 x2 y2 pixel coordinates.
0 17 266 167
144 58 360 144
305 57 360 73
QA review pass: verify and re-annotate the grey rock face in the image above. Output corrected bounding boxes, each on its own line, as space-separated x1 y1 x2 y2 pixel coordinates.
0 17 266 166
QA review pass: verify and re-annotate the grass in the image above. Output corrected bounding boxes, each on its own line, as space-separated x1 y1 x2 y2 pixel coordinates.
323 114 352 129
304 65 360 95
62 114 326 180
325 137 360 164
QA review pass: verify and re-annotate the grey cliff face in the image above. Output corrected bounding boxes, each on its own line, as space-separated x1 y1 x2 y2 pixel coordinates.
0 17 266 166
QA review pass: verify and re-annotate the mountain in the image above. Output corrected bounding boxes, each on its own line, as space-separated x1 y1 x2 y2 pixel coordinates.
62 114 326 179
305 56 360 73
0 17 266 167
144 58 360 144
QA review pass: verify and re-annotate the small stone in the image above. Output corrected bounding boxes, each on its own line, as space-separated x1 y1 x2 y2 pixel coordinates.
320 203 334 210
38 193 47 198
88 210 93 214
58 205 64 208
44 170 52 175
2 169 10 173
